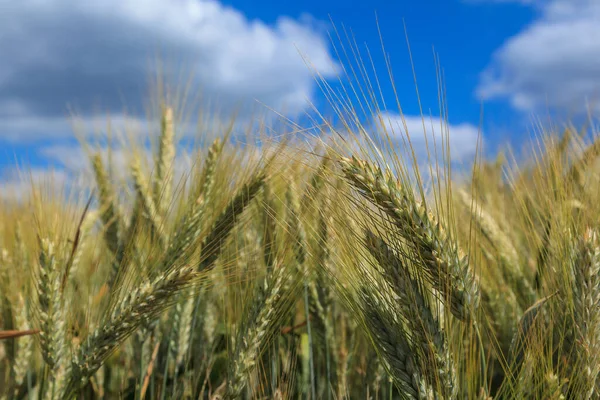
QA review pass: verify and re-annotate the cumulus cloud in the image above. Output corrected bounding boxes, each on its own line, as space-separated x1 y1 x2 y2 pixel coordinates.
32 135 270 191
372 112 481 163
0 0 484 194
0 143 189 201
0 113 161 143
0 0 339 141
476 0 600 113
0 167 84 201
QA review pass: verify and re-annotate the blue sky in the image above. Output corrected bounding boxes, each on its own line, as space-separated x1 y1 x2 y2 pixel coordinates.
1 0 599 195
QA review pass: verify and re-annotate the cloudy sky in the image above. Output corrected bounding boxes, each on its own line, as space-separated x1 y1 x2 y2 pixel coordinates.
1 0 599 194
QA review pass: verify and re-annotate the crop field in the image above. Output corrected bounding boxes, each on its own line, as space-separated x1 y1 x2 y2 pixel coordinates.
1 31 600 400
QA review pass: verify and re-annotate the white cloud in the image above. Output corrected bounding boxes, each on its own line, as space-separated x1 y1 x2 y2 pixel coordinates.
0 167 84 201
476 0 600 113
0 0 339 141
34 138 266 194
0 144 184 202
328 112 481 194
372 112 482 163
38 144 178 184
0 114 157 142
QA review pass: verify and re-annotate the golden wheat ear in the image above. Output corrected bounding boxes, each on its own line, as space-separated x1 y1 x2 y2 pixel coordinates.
339 155 480 322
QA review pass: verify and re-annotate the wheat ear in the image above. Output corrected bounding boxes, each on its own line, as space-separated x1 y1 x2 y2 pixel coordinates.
166 138 224 266
571 228 600 399
130 153 167 249
508 292 555 378
356 284 433 399
153 105 175 216
457 188 535 309
91 153 121 257
62 265 197 397
167 139 224 374
12 294 33 397
224 261 290 399
340 156 479 321
36 238 65 369
198 174 265 271
365 231 458 399
36 237 67 397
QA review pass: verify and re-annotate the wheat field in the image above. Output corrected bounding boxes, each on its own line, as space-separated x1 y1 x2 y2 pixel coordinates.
1 29 600 400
